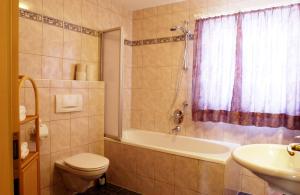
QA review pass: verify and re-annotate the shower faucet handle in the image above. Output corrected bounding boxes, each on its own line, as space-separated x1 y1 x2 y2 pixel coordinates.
173 109 184 125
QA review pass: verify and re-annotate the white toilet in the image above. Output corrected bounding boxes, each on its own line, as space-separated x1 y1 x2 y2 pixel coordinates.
55 153 109 193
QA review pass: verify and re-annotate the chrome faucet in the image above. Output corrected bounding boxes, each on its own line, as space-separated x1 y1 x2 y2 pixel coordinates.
287 136 300 156
172 125 181 133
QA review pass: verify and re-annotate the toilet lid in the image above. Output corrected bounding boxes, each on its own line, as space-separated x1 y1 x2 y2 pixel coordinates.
64 153 109 171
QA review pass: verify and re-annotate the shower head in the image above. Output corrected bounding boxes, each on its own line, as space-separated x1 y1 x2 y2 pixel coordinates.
170 25 188 34
170 21 190 34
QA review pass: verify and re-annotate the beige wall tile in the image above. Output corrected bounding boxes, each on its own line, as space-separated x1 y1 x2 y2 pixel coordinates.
136 176 155 195
63 0 82 25
42 24 63 58
224 157 242 191
63 30 82 60
88 88 104 115
88 141 104 155
154 181 175 195
143 7 157 18
198 161 225 195
174 187 201 195
88 115 104 142
81 34 99 62
39 88 51 122
19 53 42 79
40 154 51 188
154 152 175 184
136 148 156 179
50 80 72 88
42 57 63 80
71 144 89 155
19 18 43 55
174 156 198 191
50 119 71 153
141 17 157 39
70 117 89 147
43 0 64 19
82 0 99 29
98 0 111 9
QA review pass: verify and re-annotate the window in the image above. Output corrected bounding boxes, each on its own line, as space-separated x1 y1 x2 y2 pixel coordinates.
192 4 300 129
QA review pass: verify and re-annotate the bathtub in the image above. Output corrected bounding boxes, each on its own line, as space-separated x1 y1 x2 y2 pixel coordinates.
105 128 242 194
119 128 239 164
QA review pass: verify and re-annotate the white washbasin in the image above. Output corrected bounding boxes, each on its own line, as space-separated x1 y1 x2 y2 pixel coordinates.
232 144 300 195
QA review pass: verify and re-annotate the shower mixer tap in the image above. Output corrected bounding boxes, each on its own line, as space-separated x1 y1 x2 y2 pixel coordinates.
173 109 184 125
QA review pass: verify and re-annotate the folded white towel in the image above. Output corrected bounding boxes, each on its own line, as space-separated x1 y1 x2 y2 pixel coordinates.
21 142 29 159
19 105 27 121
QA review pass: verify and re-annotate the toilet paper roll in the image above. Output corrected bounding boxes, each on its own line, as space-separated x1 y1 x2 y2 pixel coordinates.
39 123 49 139
87 65 99 81
76 72 87 81
76 64 87 72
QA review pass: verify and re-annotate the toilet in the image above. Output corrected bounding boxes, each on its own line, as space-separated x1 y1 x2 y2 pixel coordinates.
55 153 109 193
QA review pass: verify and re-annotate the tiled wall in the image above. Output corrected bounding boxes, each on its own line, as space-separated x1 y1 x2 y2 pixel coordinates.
105 139 282 195
129 0 300 145
18 0 132 194
105 140 226 195
126 1 300 194
19 80 104 194
19 0 132 80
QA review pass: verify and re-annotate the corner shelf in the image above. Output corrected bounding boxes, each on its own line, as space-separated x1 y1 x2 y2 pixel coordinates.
19 115 38 125
14 75 40 195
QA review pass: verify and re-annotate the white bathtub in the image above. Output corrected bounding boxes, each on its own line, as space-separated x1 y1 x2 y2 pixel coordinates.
119 128 239 164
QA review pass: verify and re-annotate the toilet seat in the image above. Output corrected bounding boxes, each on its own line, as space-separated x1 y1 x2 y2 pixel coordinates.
64 153 109 172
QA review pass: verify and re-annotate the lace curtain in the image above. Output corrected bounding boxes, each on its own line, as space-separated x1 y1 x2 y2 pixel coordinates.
192 4 300 130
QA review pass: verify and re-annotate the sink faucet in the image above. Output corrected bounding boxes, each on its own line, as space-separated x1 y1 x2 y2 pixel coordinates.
287 136 300 156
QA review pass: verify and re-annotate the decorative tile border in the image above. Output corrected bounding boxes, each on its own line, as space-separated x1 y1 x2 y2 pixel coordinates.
124 34 194 46
20 8 194 45
19 8 99 37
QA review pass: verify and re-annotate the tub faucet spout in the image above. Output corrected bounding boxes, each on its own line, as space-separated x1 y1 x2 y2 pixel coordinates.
172 126 181 134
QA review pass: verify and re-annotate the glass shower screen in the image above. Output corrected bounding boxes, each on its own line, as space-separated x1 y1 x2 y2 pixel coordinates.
100 28 122 140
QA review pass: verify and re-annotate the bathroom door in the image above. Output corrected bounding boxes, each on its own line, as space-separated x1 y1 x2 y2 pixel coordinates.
100 28 123 140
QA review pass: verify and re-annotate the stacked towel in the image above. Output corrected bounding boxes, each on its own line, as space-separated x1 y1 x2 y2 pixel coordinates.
21 142 29 159
19 105 26 121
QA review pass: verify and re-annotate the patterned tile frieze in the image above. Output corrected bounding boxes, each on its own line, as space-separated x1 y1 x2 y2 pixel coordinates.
19 8 43 22
20 8 193 45
19 8 99 37
124 34 195 46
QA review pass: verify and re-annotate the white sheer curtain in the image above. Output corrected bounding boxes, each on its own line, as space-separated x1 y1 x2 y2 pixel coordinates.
241 5 300 115
192 4 300 129
199 16 237 110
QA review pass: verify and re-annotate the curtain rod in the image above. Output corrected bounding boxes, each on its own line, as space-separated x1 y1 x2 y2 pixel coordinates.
193 2 300 20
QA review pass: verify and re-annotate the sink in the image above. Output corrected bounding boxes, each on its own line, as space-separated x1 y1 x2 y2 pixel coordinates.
232 144 300 195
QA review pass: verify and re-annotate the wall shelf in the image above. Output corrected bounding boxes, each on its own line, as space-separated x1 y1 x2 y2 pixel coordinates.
13 75 40 195
19 115 38 125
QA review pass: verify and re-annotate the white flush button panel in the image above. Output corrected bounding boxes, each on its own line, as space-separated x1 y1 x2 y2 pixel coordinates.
56 94 83 113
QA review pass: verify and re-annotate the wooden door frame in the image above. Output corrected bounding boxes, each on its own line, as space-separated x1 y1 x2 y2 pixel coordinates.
0 0 18 194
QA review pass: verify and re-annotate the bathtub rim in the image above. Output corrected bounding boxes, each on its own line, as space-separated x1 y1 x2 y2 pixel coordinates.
104 129 240 165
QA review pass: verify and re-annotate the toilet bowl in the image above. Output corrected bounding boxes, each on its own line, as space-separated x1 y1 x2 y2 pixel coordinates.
55 153 109 193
